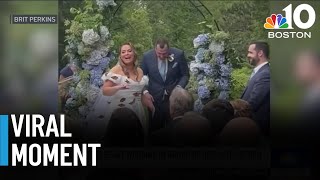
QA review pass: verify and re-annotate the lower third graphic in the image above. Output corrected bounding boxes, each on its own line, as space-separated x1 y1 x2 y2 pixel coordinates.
0 115 8 166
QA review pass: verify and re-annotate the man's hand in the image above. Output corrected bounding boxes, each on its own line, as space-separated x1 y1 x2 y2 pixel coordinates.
142 92 155 112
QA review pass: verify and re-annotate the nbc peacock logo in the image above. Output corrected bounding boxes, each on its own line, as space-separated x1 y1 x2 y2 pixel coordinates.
265 4 315 39
264 14 289 29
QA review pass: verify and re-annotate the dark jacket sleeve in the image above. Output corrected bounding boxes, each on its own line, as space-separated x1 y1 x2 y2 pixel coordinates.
141 53 149 92
177 51 189 88
247 71 270 111
141 53 149 76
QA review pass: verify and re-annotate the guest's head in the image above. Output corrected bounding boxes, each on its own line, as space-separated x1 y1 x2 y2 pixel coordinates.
202 99 234 135
173 111 213 146
155 38 169 60
218 117 261 147
247 41 269 67
294 50 320 87
169 86 194 120
104 107 144 147
230 99 253 118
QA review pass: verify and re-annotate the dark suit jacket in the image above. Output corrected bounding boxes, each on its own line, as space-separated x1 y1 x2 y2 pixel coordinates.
241 63 270 135
141 48 189 103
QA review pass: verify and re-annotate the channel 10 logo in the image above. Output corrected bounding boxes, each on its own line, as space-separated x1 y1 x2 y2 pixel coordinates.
265 4 316 38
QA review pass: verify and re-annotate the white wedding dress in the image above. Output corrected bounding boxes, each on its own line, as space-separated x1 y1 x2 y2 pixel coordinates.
85 72 149 138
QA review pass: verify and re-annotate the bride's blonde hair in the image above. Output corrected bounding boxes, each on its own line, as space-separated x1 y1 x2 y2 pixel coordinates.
118 42 138 81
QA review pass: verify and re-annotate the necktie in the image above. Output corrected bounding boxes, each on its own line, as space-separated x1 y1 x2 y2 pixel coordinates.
159 60 166 81
249 70 256 80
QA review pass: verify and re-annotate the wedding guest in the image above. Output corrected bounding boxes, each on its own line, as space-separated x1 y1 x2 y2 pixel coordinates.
218 117 261 147
201 99 234 136
169 86 194 122
230 99 253 118
241 41 270 136
173 111 213 147
103 107 144 147
294 50 320 177
149 86 194 146
294 50 320 130
59 62 77 81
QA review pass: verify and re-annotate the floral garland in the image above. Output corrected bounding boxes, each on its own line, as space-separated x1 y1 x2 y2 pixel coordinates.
190 32 232 112
62 0 117 120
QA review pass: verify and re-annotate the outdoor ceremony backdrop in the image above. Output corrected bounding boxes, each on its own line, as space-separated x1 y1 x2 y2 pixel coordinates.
59 0 269 100
59 0 270 119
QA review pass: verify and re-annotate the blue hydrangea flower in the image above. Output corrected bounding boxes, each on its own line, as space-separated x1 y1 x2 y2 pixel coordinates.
198 85 210 99
203 64 215 77
195 48 206 63
220 63 232 77
194 98 204 113
196 74 204 81
82 62 94 70
193 33 210 48
218 79 230 91
65 98 77 109
215 53 225 65
218 91 229 100
99 57 110 69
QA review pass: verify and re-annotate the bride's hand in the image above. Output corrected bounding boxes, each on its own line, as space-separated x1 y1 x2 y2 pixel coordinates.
142 95 155 112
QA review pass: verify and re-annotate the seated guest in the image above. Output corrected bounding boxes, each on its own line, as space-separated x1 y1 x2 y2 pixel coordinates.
230 99 253 118
103 107 144 147
59 63 77 81
149 86 194 146
173 111 213 147
218 117 261 147
169 86 194 123
201 99 234 136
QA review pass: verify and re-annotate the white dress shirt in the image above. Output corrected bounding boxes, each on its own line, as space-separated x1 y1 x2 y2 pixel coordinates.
251 61 269 78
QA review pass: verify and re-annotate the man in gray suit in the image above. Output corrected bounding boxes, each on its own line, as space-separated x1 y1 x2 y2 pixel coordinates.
141 38 189 132
241 41 270 136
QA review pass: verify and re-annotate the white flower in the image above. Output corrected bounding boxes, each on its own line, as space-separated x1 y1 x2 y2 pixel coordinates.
77 42 85 55
168 54 175 62
99 26 110 41
209 41 225 54
190 61 200 75
96 0 117 10
82 29 100 46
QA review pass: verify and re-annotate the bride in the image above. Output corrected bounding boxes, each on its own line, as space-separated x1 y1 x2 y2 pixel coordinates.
85 42 148 138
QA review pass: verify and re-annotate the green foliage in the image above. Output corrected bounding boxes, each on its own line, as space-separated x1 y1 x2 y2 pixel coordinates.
229 65 251 100
110 1 153 66
186 74 198 94
64 1 104 45
203 1 269 68
79 69 90 81
145 1 204 57
211 31 230 43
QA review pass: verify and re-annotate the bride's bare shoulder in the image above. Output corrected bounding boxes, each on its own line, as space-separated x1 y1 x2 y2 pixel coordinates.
109 65 123 75
137 67 144 76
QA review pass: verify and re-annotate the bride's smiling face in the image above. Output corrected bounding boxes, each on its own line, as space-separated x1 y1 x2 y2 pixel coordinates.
120 45 135 65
